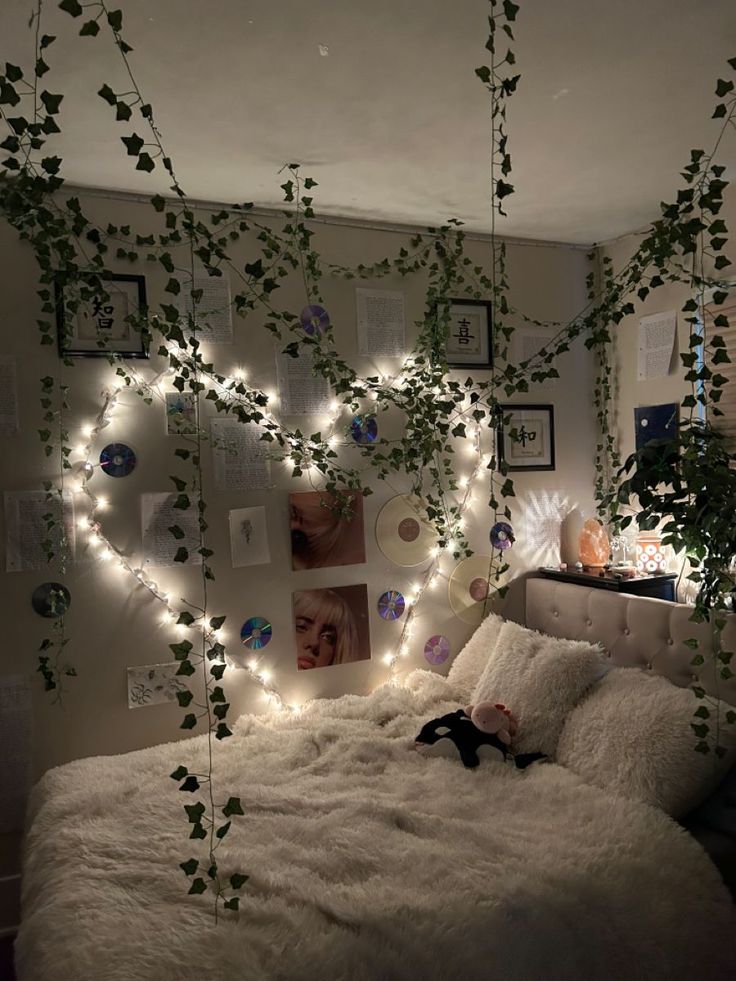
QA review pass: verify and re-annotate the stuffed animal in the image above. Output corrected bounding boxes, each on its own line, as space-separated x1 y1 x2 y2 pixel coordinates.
415 700 545 770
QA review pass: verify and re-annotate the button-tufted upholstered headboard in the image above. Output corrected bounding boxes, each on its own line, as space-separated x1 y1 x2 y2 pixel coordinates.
525 578 736 704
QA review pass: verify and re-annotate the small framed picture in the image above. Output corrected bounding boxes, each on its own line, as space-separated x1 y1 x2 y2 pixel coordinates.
498 404 555 471
445 299 493 369
56 273 148 358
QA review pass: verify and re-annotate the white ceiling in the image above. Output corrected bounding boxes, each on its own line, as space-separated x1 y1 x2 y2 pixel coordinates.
3 0 736 244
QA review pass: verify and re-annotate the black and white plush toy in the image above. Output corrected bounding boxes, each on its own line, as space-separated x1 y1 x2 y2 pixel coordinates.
414 703 546 770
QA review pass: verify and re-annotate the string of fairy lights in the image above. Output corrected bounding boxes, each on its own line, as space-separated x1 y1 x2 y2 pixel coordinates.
65 351 498 712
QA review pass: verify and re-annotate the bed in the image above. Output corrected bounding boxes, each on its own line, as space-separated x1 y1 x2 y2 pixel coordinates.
15 580 736 981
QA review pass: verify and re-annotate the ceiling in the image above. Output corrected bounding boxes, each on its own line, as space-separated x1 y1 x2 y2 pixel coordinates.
2 0 736 244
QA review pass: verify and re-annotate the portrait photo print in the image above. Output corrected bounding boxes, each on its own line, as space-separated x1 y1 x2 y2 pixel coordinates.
293 584 371 671
289 489 366 570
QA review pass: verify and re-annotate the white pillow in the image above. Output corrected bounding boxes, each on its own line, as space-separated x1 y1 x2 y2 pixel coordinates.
556 667 736 818
447 613 504 701
471 619 607 756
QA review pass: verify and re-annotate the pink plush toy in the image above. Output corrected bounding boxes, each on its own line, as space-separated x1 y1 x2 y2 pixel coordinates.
466 701 518 747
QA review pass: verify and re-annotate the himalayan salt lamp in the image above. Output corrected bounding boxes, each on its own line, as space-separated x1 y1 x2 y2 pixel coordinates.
578 518 610 567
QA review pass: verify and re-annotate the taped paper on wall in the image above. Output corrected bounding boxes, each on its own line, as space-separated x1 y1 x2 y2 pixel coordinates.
356 288 405 357
0 356 19 434
275 347 332 415
229 506 271 567
638 310 677 381
127 662 188 709
4 490 75 572
211 419 270 491
0 674 31 833
177 272 233 343
141 492 202 567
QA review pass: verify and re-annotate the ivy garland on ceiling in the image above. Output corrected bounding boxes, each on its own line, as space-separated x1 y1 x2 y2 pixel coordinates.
0 0 735 912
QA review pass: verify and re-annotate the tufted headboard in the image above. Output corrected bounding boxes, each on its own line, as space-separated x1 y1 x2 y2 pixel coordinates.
525 578 736 705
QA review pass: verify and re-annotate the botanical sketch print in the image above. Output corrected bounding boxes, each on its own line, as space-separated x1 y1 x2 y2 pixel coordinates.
127 662 188 709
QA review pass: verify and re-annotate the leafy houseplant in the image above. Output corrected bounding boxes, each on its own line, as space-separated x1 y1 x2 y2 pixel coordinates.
615 419 736 753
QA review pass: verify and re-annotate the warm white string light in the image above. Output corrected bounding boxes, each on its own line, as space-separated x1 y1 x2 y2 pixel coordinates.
60 358 492 713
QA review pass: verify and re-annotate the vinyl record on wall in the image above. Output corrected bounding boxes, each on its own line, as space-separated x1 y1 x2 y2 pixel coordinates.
375 494 438 567
448 555 502 626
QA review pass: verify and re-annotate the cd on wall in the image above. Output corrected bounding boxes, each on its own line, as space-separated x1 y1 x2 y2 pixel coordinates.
424 634 450 666
375 494 438 567
377 590 405 621
490 521 515 551
240 616 273 651
448 555 502 626
100 442 136 478
350 415 378 445
31 582 71 618
300 304 330 336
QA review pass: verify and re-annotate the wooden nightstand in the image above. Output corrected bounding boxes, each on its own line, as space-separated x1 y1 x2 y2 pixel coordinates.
538 567 678 602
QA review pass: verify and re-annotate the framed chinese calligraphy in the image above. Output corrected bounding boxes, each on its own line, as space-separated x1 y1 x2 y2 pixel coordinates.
56 273 148 358
498 404 555 471
445 299 493 368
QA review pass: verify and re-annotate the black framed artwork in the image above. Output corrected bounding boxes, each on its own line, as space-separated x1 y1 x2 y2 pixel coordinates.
444 298 493 369
498 404 556 471
56 273 148 358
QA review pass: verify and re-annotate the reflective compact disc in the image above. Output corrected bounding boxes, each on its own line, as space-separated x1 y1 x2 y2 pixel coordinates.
100 442 136 478
350 415 378 444
300 304 330 336
240 616 273 651
424 634 450 665
377 590 405 621
490 521 515 551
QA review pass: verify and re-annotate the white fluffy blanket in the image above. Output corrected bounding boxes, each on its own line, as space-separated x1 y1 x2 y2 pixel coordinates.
16 672 736 981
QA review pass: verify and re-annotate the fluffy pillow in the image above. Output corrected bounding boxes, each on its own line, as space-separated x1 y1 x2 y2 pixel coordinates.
447 613 504 701
471 619 607 756
556 667 736 818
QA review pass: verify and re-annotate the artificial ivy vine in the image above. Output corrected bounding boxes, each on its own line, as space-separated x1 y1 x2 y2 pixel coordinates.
1 0 736 913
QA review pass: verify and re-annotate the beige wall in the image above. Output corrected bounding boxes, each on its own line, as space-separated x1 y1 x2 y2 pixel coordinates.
604 186 736 464
0 190 596 778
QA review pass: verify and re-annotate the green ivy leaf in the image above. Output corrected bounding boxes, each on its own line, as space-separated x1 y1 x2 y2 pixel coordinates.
209 615 226 631
107 9 124 31
216 821 231 840
179 775 200 792
187 877 207 894
79 19 100 36
121 133 144 156
40 91 63 115
174 547 189 563
179 858 198 876
224 897 240 911
230 873 248 890
170 765 188 781
59 0 83 15
180 713 197 729
176 690 194 707
136 151 155 172
184 802 205 823
176 659 195 677
222 796 244 817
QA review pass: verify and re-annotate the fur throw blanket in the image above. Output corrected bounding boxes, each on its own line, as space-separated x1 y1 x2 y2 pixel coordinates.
16 671 736 981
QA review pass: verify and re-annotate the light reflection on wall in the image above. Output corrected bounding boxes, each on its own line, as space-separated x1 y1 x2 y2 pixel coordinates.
514 489 574 568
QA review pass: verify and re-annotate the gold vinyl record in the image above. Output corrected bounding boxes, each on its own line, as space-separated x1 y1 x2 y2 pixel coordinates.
375 494 438 567
448 554 504 625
